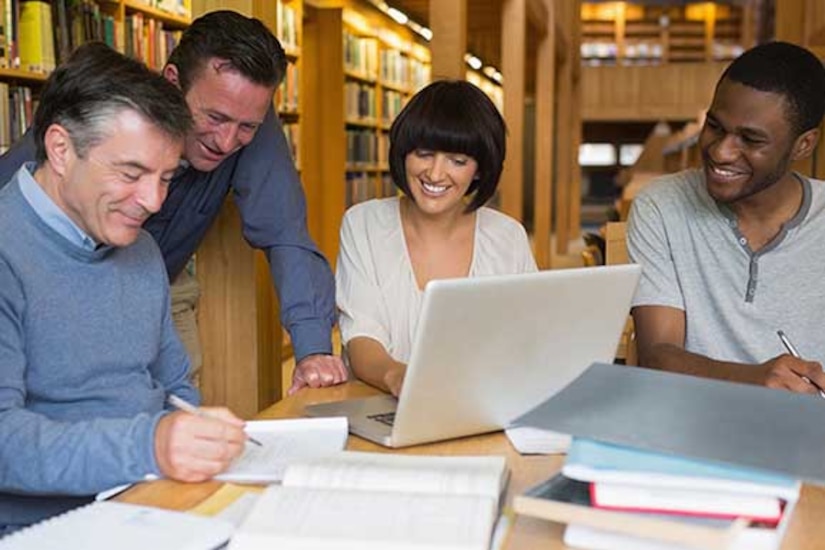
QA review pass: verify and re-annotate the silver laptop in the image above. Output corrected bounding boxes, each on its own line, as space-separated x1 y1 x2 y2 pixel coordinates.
305 264 642 448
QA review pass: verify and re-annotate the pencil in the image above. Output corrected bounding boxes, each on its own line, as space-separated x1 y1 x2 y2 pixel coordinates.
167 394 264 447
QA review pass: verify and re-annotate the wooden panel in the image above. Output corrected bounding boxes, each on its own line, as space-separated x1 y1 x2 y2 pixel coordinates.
532 0 555 269
568 0 582 241
197 200 270 417
429 0 467 80
581 62 727 122
554 0 575 254
301 6 344 263
193 0 253 16
500 0 526 221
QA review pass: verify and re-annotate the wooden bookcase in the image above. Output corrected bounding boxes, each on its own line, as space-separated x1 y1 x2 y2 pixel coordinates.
0 0 190 152
301 0 430 265
580 1 747 66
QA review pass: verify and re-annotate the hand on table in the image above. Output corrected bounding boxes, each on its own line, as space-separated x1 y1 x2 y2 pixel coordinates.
288 354 348 395
383 364 406 397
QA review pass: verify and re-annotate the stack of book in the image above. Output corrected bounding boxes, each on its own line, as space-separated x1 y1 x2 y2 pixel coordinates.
515 438 800 550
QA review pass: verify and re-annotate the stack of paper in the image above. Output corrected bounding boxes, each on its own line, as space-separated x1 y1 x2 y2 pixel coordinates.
513 438 800 550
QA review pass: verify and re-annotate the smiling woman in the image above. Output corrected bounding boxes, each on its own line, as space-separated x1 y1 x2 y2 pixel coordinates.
335 80 538 397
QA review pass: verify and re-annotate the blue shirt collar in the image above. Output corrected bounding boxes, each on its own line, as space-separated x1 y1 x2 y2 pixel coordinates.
18 162 99 251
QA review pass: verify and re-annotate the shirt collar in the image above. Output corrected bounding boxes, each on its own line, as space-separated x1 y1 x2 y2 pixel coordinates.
18 162 99 251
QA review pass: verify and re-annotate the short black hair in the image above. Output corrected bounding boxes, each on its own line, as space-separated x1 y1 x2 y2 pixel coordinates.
33 42 191 164
389 80 506 211
720 41 825 135
165 10 286 92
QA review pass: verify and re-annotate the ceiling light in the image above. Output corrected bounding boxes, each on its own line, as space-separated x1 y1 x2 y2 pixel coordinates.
387 7 408 25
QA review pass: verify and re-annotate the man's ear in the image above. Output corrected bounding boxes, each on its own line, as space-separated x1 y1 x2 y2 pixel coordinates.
43 124 74 177
163 64 181 88
792 127 820 161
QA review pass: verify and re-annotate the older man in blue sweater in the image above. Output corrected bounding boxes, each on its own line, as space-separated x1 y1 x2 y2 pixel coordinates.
0 44 247 531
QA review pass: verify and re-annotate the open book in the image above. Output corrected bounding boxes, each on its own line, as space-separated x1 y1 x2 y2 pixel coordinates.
228 451 509 550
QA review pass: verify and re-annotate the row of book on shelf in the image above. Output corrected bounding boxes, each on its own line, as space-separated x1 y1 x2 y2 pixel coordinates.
0 82 32 154
0 0 183 73
345 129 388 167
278 61 299 114
343 29 429 91
346 171 394 207
345 83 406 124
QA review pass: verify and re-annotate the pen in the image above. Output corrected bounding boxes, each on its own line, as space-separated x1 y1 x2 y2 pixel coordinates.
167 394 264 447
776 330 825 398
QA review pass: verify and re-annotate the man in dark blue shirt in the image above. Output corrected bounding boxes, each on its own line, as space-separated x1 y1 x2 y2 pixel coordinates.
0 11 347 393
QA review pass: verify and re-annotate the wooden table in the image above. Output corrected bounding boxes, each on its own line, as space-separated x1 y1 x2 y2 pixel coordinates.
118 382 825 549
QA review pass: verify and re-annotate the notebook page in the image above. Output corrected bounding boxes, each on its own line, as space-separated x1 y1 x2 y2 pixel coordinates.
282 452 507 500
229 486 496 550
0 501 233 550
216 417 348 483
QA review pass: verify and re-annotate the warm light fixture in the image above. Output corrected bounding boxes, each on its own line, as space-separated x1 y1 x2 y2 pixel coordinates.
387 7 408 25
464 54 483 70
362 0 503 86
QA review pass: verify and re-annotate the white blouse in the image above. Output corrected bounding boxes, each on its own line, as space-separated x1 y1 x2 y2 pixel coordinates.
336 197 538 363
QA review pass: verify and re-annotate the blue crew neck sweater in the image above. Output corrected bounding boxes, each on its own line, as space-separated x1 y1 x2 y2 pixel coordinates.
0 172 198 528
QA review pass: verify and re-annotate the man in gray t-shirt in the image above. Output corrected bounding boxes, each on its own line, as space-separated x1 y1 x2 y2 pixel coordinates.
628 41 825 395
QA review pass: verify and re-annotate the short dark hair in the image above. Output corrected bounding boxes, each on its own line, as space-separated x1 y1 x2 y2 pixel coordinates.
165 10 286 92
389 80 506 211
720 41 825 135
33 42 192 165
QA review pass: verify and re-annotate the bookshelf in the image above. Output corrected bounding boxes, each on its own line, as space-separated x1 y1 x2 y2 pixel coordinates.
465 69 503 113
0 0 191 153
580 2 746 66
276 0 301 171
301 1 430 266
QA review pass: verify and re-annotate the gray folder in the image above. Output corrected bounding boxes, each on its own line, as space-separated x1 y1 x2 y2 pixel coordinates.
513 363 825 485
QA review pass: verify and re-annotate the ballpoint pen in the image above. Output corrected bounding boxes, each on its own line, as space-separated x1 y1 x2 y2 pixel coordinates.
776 330 825 399
167 394 264 447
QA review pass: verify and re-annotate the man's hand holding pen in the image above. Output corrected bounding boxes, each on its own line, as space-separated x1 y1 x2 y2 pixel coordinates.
767 330 825 397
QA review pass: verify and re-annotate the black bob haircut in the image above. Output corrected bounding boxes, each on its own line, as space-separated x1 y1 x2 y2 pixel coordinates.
720 41 825 135
388 80 506 211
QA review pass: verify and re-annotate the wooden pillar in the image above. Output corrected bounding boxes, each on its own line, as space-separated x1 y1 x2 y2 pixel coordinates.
554 0 574 254
568 0 582 242
533 0 555 269
302 6 346 265
429 0 467 80
774 0 805 43
501 0 527 221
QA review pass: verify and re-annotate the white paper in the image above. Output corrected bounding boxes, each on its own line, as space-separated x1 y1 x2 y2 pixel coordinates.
230 486 495 550
504 426 571 455
283 451 507 500
0 502 233 550
216 417 348 484
214 492 261 528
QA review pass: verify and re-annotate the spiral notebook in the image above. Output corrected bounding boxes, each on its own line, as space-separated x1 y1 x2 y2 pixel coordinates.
0 501 233 549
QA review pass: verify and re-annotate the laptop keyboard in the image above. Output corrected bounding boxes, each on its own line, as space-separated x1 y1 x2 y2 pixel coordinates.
367 412 396 426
